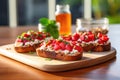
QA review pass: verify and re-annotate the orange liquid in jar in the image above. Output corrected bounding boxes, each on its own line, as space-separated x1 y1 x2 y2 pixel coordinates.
56 13 71 35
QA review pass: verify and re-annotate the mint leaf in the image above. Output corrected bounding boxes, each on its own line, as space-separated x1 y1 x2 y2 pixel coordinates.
29 51 35 54
45 58 52 61
39 18 59 39
39 18 49 26
49 20 56 24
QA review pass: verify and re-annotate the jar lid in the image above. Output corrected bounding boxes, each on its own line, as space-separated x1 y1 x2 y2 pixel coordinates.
56 4 70 10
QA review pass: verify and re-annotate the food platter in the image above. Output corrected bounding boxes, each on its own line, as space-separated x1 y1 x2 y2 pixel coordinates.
0 44 116 72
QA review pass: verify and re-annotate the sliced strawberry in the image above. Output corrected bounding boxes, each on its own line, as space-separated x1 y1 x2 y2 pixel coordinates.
104 36 109 42
101 36 109 42
52 39 56 44
24 33 30 38
54 44 61 50
97 33 103 38
17 39 22 42
51 40 56 47
88 34 95 41
80 35 85 41
59 42 66 50
65 44 73 51
77 39 82 43
55 40 61 45
72 36 78 41
72 41 77 45
98 39 104 44
42 33 47 38
87 31 92 34
37 36 44 40
84 35 90 42
74 45 83 52
46 40 52 46
72 33 80 41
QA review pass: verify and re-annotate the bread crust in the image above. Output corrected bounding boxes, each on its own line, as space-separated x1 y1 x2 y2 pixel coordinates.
82 42 111 52
14 30 51 53
14 44 40 53
93 42 111 52
82 43 94 52
36 48 83 61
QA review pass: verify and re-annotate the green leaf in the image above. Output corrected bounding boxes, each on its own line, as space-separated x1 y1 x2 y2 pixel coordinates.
17 35 21 39
50 20 56 24
45 58 52 61
39 18 59 39
47 24 59 39
29 51 35 54
39 18 49 26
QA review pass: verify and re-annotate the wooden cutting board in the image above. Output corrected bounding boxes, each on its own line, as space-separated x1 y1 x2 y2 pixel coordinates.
0 44 116 72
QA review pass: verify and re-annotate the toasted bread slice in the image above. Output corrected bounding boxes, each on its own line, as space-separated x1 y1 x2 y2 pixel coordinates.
14 44 40 53
93 42 111 52
36 39 83 61
82 42 111 52
14 30 50 53
36 49 83 61
62 32 111 52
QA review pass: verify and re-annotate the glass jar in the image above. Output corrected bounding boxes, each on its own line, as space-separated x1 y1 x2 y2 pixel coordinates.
76 18 109 34
55 4 71 35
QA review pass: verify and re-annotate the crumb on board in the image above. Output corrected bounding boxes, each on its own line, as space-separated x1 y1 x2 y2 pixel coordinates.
6 47 11 50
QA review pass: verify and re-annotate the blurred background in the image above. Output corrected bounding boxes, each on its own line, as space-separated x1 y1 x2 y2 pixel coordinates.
0 0 120 26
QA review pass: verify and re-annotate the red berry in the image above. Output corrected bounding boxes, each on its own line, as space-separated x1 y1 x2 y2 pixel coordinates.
37 36 44 40
84 35 90 42
42 33 47 38
80 35 85 41
46 40 52 46
74 45 83 52
54 44 61 50
97 33 103 38
17 39 22 42
59 42 66 50
101 36 109 42
98 39 104 44
55 40 61 45
52 39 56 44
72 33 80 41
65 44 73 51
77 38 82 43
87 31 92 34
24 34 30 37
88 34 95 41
72 41 77 45
51 40 56 46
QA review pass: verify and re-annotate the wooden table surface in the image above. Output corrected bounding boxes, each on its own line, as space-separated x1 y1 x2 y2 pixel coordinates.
0 25 120 80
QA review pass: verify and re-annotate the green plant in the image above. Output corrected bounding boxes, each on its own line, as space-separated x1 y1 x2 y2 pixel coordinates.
92 0 120 24
39 18 59 39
